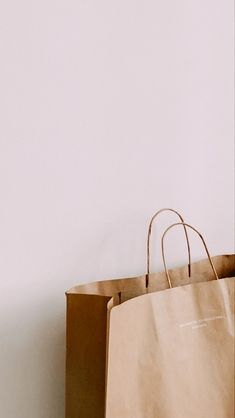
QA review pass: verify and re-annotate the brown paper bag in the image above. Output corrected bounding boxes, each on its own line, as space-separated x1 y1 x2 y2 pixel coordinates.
66 208 193 418
105 223 235 418
66 210 234 418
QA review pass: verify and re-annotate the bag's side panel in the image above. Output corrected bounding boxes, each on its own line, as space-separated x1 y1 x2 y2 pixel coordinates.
66 293 110 418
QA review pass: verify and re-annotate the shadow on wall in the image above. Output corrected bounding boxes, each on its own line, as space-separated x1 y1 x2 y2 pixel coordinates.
0 300 65 418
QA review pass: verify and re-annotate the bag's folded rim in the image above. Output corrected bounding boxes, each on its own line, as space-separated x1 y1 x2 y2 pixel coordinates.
66 254 235 295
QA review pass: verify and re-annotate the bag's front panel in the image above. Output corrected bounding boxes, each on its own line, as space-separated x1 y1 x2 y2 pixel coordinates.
106 277 235 418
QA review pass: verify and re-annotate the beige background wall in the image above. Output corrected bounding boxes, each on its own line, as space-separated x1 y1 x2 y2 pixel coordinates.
0 0 234 417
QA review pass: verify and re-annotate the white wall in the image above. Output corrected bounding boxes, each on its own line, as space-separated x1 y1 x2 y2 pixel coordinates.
0 1 234 417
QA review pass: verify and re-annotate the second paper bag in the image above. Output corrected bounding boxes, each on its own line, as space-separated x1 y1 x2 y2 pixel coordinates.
105 224 235 418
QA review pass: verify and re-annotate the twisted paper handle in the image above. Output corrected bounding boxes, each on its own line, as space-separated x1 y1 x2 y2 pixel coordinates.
146 208 191 287
161 222 219 288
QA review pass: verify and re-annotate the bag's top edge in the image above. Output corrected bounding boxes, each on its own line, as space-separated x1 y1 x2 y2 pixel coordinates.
65 254 235 296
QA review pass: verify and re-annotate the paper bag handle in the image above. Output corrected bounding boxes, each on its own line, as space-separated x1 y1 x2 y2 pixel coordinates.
161 222 219 288
146 208 192 287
